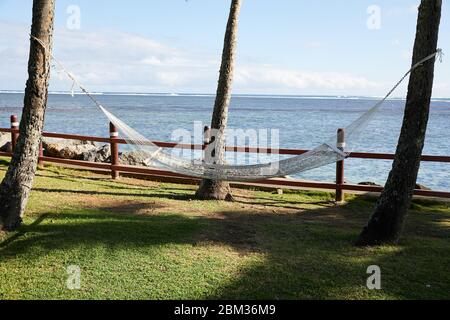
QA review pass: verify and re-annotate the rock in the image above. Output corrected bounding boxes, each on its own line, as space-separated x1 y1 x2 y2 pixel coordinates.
276 189 283 195
0 142 12 153
119 151 150 166
357 182 431 190
0 132 11 152
82 144 111 163
358 181 382 187
42 138 97 160
415 183 431 191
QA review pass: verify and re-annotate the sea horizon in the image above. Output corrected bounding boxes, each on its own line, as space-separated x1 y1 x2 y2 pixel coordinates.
1 90 449 102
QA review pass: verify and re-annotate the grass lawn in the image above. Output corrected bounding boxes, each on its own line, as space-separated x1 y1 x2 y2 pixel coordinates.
0 158 449 300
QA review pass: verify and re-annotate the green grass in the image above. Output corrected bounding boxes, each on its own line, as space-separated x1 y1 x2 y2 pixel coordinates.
0 159 449 300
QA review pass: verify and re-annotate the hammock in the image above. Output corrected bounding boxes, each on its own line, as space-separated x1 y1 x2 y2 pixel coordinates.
31 36 442 181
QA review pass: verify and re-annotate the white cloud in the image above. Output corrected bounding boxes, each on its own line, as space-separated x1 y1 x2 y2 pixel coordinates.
433 82 450 93
141 57 164 66
386 3 420 16
156 71 183 86
0 20 221 92
235 65 378 93
0 20 383 95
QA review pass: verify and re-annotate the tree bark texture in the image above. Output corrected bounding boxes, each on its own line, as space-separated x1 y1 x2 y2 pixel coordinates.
196 0 241 200
356 0 442 246
0 0 55 230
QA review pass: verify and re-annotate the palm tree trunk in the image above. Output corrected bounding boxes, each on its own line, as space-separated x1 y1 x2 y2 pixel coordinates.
356 0 442 246
195 0 241 200
0 0 55 231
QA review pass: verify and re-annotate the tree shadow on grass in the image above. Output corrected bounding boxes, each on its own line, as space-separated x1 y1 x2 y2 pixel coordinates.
0 213 50 249
0 209 204 265
0 195 449 299
37 166 198 193
199 202 450 299
32 187 196 201
232 196 335 211
35 170 162 192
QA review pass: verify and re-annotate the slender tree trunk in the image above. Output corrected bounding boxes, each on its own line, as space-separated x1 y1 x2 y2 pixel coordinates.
0 0 55 231
356 0 442 246
195 0 241 200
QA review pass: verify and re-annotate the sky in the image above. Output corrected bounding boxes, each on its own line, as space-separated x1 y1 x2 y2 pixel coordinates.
0 0 448 97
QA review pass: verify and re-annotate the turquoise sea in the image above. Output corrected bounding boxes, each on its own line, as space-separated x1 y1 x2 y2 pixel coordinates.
0 92 449 191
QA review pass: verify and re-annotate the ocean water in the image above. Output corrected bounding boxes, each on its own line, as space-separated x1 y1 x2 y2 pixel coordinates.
0 92 449 191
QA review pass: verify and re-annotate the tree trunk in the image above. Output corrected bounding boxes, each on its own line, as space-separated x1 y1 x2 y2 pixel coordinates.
195 0 241 201
0 0 55 231
356 0 442 246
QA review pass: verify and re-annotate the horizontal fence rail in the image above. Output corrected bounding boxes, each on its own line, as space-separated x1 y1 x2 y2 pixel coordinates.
1 116 449 201
1 127 450 162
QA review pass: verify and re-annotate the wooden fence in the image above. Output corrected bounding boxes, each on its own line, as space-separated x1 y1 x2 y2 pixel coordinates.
1 115 449 201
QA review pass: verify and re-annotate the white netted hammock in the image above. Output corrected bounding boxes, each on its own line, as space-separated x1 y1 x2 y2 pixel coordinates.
32 36 442 182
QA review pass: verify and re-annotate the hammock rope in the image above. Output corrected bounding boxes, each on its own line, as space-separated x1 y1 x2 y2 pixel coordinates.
30 35 442 181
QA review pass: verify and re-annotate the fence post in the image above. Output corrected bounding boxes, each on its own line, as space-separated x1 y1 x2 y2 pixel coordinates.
10 115 19 152
110 122 119 179
203 125 211 162
336 128 345 203
38 141 44 167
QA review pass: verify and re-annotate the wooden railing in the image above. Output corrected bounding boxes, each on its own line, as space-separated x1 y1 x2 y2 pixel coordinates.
1 115 449 201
